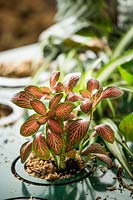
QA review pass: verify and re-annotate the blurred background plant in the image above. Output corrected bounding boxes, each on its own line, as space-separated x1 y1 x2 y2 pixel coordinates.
0 0 56 51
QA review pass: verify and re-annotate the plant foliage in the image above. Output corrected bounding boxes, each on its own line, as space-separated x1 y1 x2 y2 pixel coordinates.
12 72 124 171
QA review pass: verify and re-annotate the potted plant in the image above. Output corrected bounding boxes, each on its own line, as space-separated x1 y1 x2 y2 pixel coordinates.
11 71 125 183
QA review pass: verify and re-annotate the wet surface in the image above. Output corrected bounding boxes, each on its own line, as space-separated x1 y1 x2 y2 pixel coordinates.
0 116 133 200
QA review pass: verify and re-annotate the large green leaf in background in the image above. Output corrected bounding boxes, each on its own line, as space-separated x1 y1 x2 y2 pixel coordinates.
96 50 133 83
118 66 133 85
119 113 133 141
101 118 133 179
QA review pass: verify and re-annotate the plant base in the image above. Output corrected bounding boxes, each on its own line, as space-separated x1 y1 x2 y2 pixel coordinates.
24 153 86 181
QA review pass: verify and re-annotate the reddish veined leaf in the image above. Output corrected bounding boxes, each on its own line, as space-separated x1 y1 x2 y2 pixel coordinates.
42 94 52 100
49 93 63 110
82 143 107 155
37 115 47 125
50 71 60 90
95 124 114 143
80 90 90 98
64 113 77 121
47 131 63 155
64 73 81 92
24 113 46 125
87 78 99 93
20 141 32 163
25 85 43 99
20 119 40 137
47 110 56 119
66 92 83 102
11 91 35 109
48 119 63 135
55 102 74 117
54 82 64 93
66 149 76 158
67 119 89 151
33 132 50 160
80 99 92 114
40 86 51 94
27 113 41 120
64 121 73 132
101 86 123 99
94 153 113 167
92 86 103 107
30 99 47 115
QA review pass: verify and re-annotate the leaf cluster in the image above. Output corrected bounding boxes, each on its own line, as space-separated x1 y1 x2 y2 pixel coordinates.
12 72 123 169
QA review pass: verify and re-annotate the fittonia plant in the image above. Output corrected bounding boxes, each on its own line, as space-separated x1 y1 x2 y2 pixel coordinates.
12 72 123 170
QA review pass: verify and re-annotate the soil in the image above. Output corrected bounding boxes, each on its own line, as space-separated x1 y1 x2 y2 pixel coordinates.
0 59 43 78
24 153 86 181
0 104 13 119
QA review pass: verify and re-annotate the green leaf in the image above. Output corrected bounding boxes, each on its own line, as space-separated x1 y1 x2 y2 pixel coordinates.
118 66 133 85
112 26 133 59
20 141 32 163
96 50 133 82
33 133 50 160
119 113 133 141
118 86 133 93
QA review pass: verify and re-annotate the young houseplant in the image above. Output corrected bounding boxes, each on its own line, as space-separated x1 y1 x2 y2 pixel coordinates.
12 72 123 181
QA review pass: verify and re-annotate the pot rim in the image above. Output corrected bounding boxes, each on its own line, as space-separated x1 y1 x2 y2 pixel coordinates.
0 98 24 126
11 156 95 186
